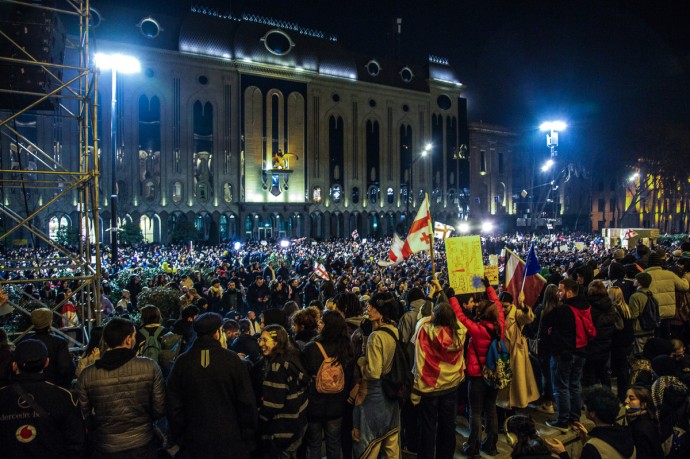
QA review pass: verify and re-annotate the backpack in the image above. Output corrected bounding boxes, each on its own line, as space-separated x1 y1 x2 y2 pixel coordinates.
639 292 661 331
138 326 164 363
159 332 183 372
313 341 345 394
377 326 413 401
473 324 512 390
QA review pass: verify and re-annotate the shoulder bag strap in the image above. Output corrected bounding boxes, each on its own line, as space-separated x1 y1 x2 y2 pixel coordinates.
12 384 53 422
377 325 399 343
314 340 329 359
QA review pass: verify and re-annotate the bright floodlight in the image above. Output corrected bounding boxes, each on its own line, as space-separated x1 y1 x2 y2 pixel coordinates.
481 221 494 233
628 172 639 182
94 53 141 73
541 159 555 172
458 222 470 233
540 121 567 132
233 241 241 250
280 240 290 248
424 142 433 151
361 238 367 244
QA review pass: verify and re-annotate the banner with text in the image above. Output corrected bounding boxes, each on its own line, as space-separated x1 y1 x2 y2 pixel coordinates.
446 236 484 294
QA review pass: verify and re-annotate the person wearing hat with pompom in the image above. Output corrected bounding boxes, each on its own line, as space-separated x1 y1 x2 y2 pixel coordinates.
0 339 85 458
644 251 689 340
167 312 257 458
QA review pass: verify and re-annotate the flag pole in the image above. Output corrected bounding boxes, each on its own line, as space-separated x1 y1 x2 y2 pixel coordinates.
426 193 436 277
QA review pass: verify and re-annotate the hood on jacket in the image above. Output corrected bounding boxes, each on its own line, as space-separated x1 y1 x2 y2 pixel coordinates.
588 294 613 313
95 348 136 370
588 425 636 458
564 294 590 310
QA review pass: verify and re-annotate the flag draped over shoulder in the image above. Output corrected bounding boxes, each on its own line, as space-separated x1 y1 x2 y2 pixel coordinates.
505 246 546 308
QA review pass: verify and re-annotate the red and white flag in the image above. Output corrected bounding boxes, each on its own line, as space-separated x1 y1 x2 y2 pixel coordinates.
622 229 639 240
352 229 359 240
378 233 405 266
401 195 433 258
504 247 546 308
433 221 455 239
314 262 330 280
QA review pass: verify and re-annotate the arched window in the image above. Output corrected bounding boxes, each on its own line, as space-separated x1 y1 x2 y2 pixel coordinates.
140 215 154 243
330 184 342 204
49 216 69 240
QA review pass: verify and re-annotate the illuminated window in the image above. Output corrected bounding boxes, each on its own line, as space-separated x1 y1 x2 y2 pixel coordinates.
140 215 154 243
138 17 161 39
49 216 70 240
223 183 232 203
330 184 342 203
172 181 183 203
312 186 322 203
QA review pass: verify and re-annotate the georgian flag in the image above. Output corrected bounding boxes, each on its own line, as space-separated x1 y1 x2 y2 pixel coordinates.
401 194 433 258
314 262 330 280
433 221 455 239
352 229 359 240
622 229 639 240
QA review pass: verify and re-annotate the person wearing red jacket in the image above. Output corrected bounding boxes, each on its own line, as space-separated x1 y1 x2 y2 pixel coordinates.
542 277 597 431
450 277 505 457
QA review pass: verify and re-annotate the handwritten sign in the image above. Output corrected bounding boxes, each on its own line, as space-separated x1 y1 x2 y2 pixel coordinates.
484 265 499 285
446 236 484 294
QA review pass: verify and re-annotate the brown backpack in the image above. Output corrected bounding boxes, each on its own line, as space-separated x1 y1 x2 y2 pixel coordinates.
314 341 345 394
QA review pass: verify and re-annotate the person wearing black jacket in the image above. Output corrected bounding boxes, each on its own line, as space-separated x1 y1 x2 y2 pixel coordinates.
0 339 85 459
624 386 664 459
301 310 353 459
22 308 75 388
167 313 257 459
542 278 596 430
583 280 620 388
247 277 270 313
231 319 262 363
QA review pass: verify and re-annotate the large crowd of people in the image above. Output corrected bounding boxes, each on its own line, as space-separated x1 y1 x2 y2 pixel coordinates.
1 232 690 459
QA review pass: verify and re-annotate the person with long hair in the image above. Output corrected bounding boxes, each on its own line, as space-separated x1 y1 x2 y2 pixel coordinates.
497 291 539 412
258 324 309 459
301 309 354 459
583 280 619 388
449 277 505 457
624 385 664 459
412 283 467 459
352 291 402 459
609 286 635 401
528 284 559 413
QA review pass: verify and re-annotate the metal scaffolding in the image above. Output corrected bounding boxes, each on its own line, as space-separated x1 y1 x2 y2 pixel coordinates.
0 0 101 350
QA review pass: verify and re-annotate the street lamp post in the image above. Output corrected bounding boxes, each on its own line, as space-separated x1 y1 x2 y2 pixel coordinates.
539 121 566 229
94 53 140 270
407 143 431 221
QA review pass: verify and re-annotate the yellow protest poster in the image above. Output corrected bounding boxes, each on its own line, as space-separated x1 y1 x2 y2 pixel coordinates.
489 254 498 266
575 242 585 251
445 236 484 293
484 265 499 285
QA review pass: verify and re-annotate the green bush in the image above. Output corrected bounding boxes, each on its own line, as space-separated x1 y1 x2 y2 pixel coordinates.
136 286 181 322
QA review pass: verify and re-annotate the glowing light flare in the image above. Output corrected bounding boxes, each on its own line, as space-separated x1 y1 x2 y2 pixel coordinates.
94 53 141 73
541 159 555 172
481 221 494 233
540 121 567 132
458 222 470 233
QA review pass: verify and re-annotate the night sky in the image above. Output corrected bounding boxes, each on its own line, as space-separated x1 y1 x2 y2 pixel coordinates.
230 0 690 166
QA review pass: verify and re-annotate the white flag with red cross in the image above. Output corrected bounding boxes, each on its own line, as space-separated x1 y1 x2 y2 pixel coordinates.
402 195 433 258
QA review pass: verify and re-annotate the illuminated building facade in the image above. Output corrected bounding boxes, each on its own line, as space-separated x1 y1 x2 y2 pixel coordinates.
0 2 468 244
